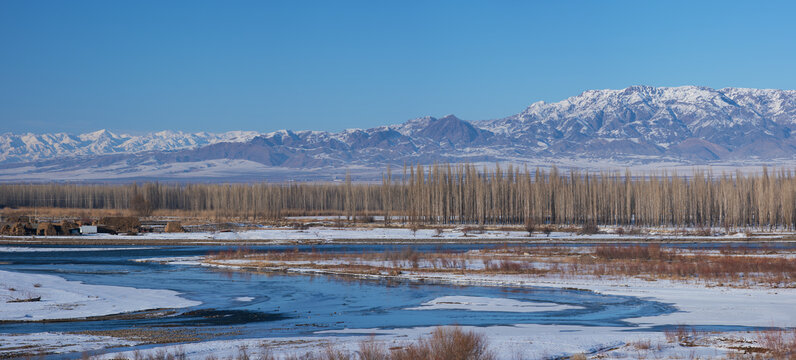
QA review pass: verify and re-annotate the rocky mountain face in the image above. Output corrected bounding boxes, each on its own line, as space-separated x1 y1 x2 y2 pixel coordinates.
2 86 795 181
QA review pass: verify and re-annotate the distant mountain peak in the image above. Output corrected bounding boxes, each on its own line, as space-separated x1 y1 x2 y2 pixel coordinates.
438 114 460 121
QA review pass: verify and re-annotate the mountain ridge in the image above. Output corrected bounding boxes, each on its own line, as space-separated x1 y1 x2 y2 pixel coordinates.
2 85 795 181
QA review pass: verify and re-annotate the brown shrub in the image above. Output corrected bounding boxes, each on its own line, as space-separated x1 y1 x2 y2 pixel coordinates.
210 247 259 260
36 222 57 236
98 216 141 234
484 260 533 273
164 222 184 233
578 223 599 235
664 326 691 344
359 336 388 360
10 222 35 235
60 220 79 233
392 327 494 360
594 244 669 260
757 329 796 359
587 245 795 284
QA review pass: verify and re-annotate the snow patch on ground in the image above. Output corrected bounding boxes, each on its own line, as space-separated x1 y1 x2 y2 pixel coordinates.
0 270 201 321
405 295 582 313
0 246 152 252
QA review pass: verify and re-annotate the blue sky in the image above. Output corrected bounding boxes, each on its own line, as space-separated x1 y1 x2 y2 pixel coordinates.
1 0 795 134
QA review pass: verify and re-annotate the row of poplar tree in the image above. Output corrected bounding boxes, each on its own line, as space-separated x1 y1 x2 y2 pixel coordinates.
0 164 793 229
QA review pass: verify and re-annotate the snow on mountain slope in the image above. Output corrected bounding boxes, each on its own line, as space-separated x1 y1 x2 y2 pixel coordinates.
477 85 794 159
718 87 796 128
0 130 260 164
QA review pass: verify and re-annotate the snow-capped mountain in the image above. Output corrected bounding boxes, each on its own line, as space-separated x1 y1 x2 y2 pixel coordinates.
479 85 796 160
0 130 260 164
2 86 795 182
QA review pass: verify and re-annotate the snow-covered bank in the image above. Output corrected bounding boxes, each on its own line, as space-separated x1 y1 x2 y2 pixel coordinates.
3 226 788 243
0 270 201 321
95 324 754 360
0 332 136 357
0 246 153 252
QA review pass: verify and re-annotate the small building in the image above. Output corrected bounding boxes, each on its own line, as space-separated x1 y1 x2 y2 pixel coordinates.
80 225 98 234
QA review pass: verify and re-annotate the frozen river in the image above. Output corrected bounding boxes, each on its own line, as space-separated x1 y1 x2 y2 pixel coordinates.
1 242 791 357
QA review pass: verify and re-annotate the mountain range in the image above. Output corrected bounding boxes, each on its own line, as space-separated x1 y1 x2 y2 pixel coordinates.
2 85 795 182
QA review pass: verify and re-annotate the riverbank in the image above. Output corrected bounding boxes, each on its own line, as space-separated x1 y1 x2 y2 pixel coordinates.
1 225 793 245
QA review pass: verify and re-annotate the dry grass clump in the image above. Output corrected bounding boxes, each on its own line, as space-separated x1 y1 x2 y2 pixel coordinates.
210 247 261 261
664 326 698 346
585 245 795 285
93 348 187 360
381 248 421 264
593 244 672 260
390 327 494 360
717 245 776 256
482 259 539 274
756 329 796 359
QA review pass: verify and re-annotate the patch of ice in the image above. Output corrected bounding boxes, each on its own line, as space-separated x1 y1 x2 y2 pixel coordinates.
406 296 581 313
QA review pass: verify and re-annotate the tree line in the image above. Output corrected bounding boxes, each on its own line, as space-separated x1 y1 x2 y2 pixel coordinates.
0 164 794 229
